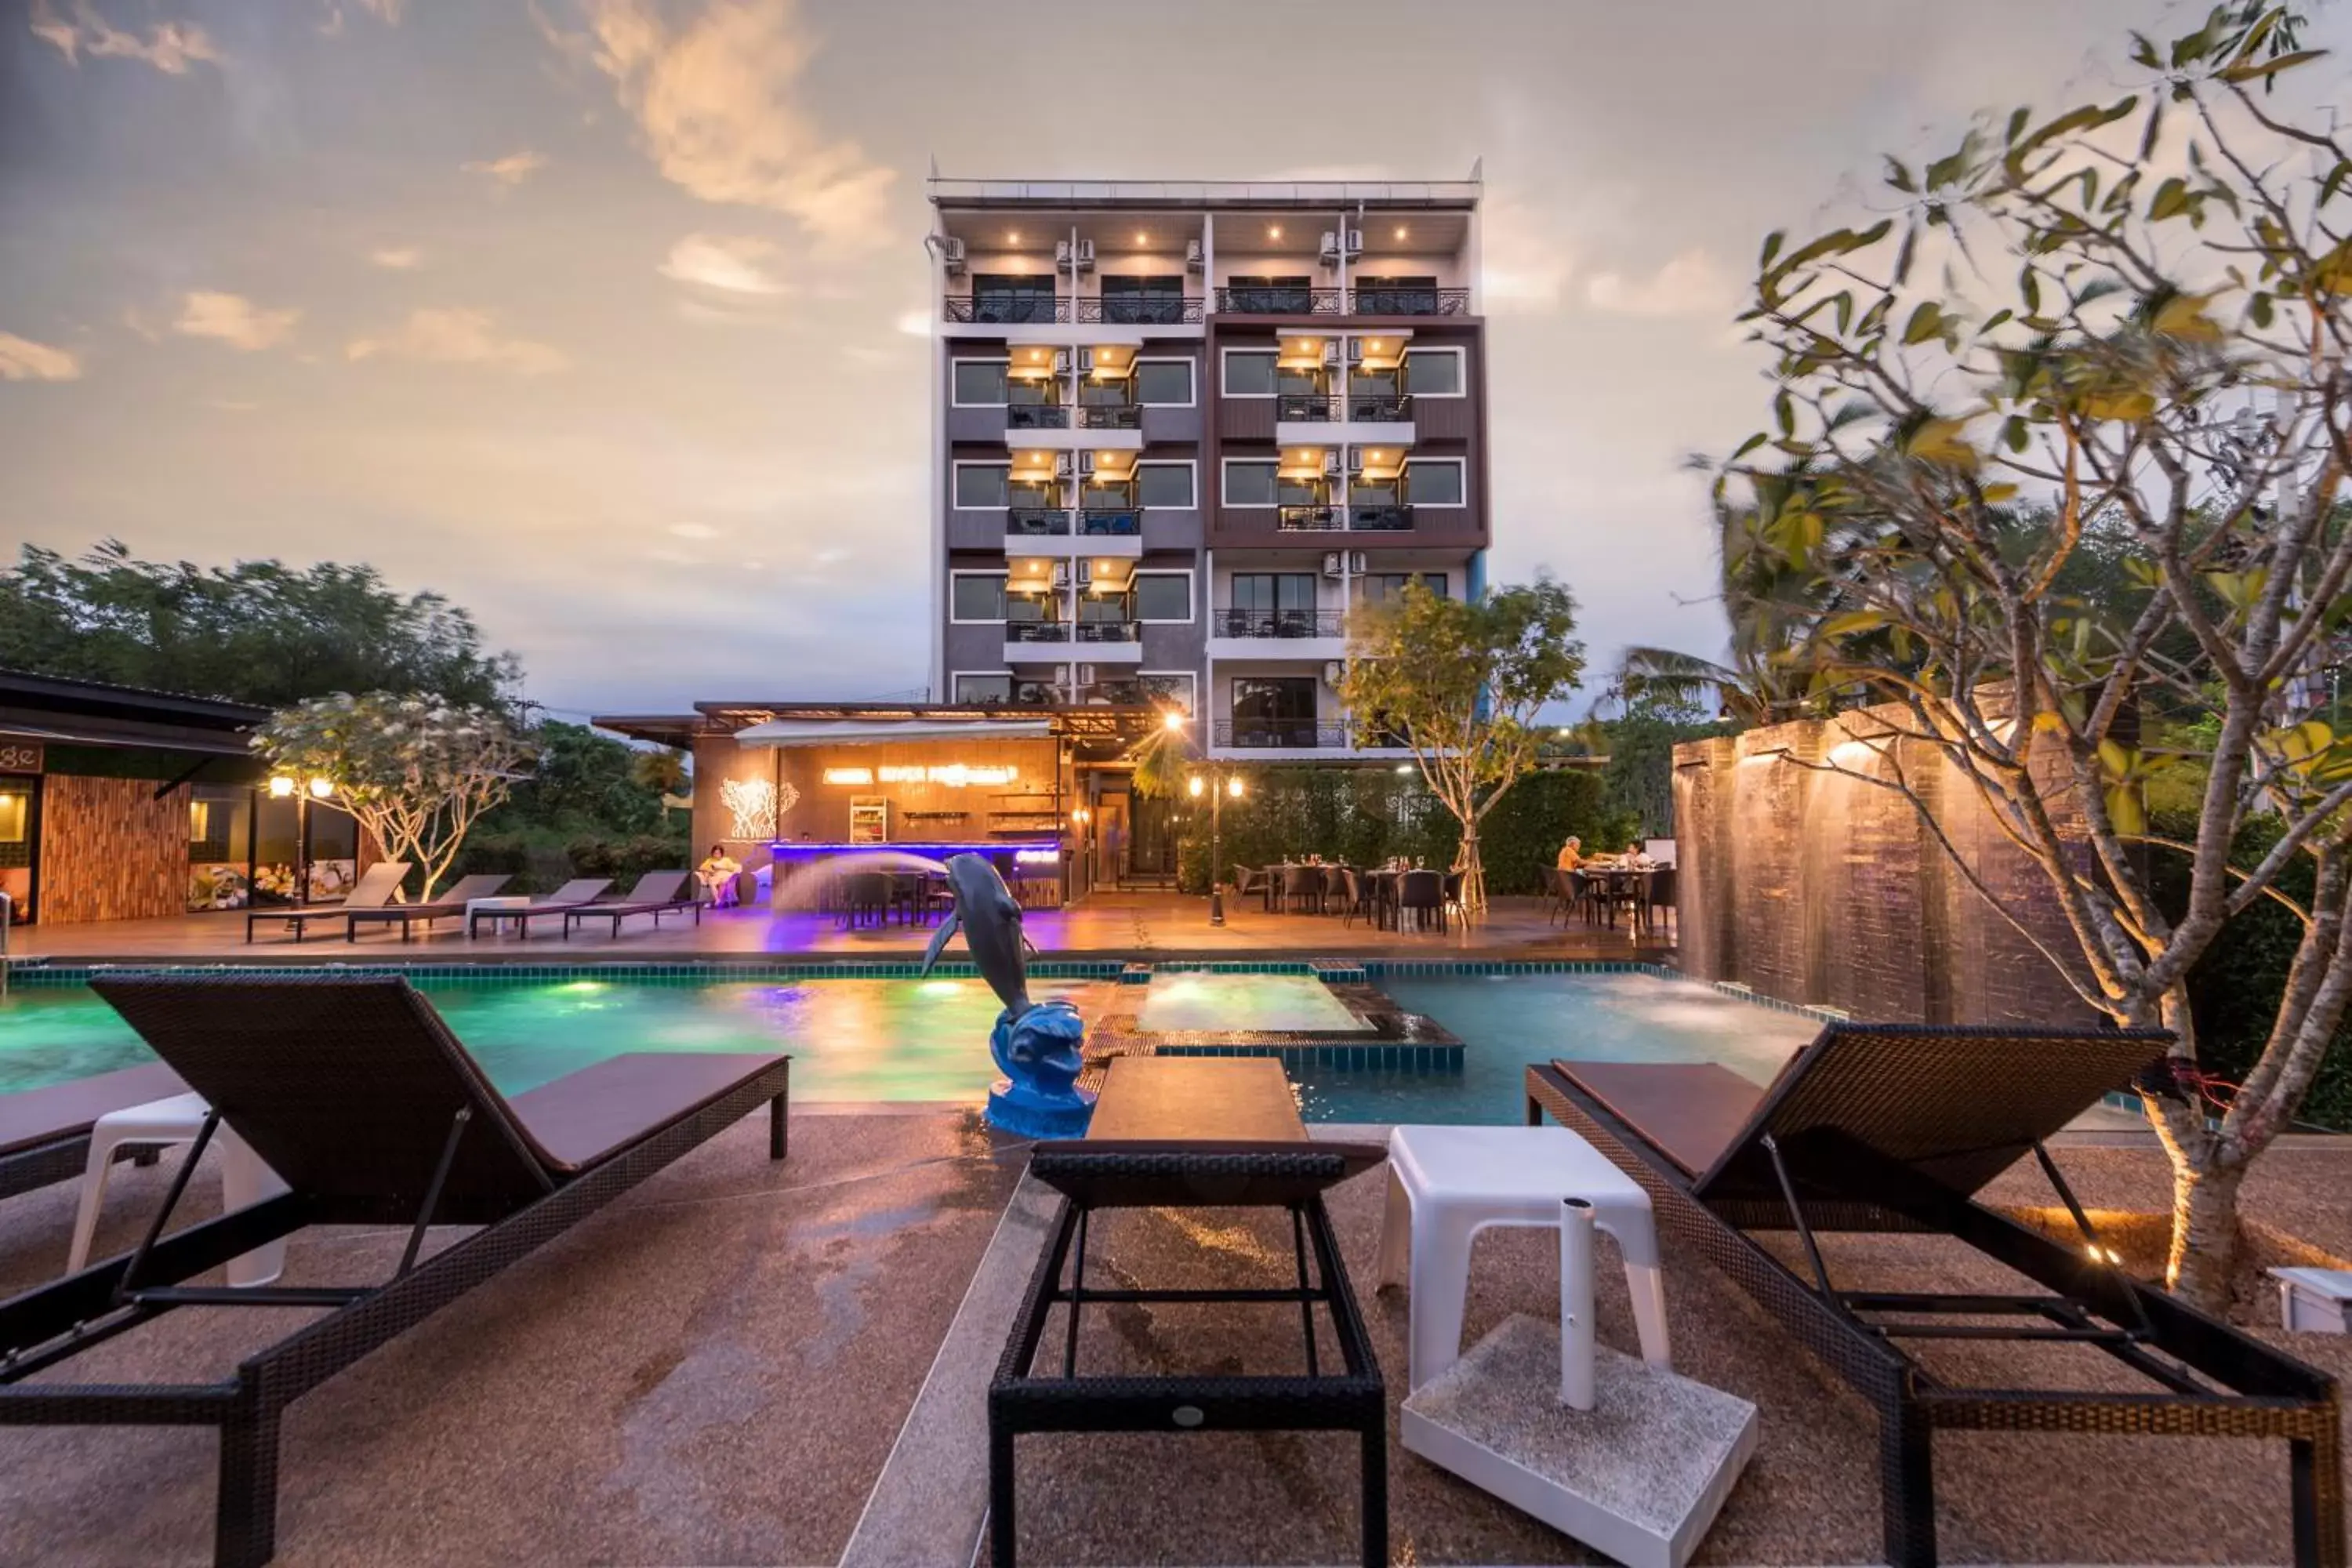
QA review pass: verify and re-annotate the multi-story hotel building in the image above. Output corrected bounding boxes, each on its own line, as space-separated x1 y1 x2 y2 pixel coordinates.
926 171 1489 762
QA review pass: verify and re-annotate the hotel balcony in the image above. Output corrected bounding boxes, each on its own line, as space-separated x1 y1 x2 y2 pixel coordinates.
1003 619 1142 666
1273 504 1415 534
1002 403 1144 452
1211 285 1472 318
1272 392 1417 451
1207 608 1348 662
1001 506 1144 557
1211 719 1349 750
942 295 1207 326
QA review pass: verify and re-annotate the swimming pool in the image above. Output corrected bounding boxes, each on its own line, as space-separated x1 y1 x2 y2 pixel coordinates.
0 968 1819 1124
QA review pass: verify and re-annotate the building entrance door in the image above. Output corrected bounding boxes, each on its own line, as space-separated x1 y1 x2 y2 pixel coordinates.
1094 797 1130 888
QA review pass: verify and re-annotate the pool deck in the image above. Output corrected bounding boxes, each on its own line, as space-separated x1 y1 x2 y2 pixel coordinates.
1 1105 2344 1566
5 891 1672 968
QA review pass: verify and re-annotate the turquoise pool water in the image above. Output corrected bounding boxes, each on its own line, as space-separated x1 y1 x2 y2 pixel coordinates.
1138 973 1368 1034
0 971 1817 1126
1293 972 1820 1125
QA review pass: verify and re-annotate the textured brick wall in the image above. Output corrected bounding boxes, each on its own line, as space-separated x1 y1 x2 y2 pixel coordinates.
1675 710 2091 1026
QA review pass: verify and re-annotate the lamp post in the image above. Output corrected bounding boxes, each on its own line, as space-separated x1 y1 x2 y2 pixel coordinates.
269 773 336 902
1160 711 1246 927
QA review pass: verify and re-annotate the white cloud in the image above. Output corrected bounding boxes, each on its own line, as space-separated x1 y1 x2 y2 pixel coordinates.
203 398 261 412
28 0 220 73
175 292 301 352
1479 198 1577 314
463 150 548 187
356 0 406 19
369 245 423 269
0 331 83 382
1584 249 1740 318
659 232 791 295
894 309 931 338
666 521 720 539
346 308 569 375
570 0 895 247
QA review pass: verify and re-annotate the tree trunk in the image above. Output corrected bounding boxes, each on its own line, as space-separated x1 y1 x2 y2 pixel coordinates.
1456 829 1486 916
2165 1152 2245 1315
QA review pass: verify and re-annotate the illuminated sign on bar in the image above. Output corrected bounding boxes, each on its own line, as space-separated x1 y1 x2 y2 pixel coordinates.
875 764 1019 788
1014 848 1061 866
822 767 875 786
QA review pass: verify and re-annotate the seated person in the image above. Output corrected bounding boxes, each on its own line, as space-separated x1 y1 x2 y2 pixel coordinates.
696 844 743 907
1555 835 1584 872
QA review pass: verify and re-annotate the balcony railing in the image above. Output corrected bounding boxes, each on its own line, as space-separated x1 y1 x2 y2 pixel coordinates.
1073 619 1142 644
1007 507 1071 536
1214 720 1348 749
1077 507 1142 536
1268 504 1419 533
1348 503 1415 532
1272 392 1414 423
1005 621 1073 644
944 296 1207 325
1350 286 1472 316
1006 403 1071 430
1276 503 1344 532
1213 609 1346 639
1216 286 1345 315
1076 403 1142 430
1078 296 1205 325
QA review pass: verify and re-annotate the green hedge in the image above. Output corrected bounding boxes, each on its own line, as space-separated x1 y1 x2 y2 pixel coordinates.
2147 811 2352 1132
453 828 689 895
1174 767 1633 895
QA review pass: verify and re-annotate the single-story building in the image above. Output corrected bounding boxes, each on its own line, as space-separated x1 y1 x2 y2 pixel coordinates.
592 700 1167 903
0 670 359 926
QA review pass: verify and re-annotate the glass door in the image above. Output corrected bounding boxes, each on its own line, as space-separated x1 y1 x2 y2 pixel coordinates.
0 775 36 924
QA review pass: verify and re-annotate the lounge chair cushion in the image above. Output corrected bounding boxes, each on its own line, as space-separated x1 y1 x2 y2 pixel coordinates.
509 1051 787 1171
0 1062 189 1160
1554 1060 1764 1177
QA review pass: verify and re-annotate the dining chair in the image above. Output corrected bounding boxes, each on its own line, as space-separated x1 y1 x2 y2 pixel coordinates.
1340 867 1365 929
1320 866 1348 917
1399 869 1444 933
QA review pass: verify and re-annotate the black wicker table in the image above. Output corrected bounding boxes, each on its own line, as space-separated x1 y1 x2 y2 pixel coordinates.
989 1057 1389 1566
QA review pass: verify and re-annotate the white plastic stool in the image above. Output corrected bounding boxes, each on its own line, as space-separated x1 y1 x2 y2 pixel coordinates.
1377 1123 1671 1392
69 1093 289 1287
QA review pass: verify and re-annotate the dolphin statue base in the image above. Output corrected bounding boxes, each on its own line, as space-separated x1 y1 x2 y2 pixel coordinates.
920 852 1096 1138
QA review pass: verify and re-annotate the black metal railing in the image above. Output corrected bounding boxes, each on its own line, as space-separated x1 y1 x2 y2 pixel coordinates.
1348 504 1414 532
1006 403 1071 430
945 296 1065 324
1077 296 1206 325
1073 619 1141 644
1006 507 1072 536
1276 504 1343 532
1076 403 1142 430
1349 286 1471 316
1213 609 1346 639
1216 286 1345 315
1077 507 1142 535
1214 720 1348 749
1005 621 1073 644
1348 392 1412 420
1276 391 1338 422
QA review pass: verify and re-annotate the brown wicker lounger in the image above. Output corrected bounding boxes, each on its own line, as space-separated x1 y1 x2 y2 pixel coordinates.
0 1062 190 1203
241 859 410 944
1525 1024 2344 1568
340 873 513 942
993 1058 1389 1566
559 869 702 938
466 877 613 938
0 974 789 1568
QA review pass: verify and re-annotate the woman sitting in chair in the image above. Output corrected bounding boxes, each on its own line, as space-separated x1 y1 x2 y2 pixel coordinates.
1555 835 1584 872
696 844 743 908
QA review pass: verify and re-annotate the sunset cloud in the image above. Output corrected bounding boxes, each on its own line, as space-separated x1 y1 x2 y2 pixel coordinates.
571 0 895 247
346 309 568 375
463 150 548 187
175 292 301 352
1584 249 1740 318
369 245 423 269
28 0 220 73
0 331 83 382
658 233 791 295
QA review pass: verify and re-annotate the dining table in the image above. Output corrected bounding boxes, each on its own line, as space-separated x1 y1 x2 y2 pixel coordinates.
1573 863 1657 930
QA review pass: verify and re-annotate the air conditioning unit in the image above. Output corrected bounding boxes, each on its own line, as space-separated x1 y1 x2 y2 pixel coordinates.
1345 445 1362 472
1054 453 1073 477
1078 451 1096 476
1076 238 1096 271
1076 561 1094 584
938 236 967 276
1345 228 1364 257
1077 347 1095 372
1323 341 1342 366
1351 550 1367 573
1347 339 1365 364
1078 663 1098 684
1051 563 1071 587
1054 239 1073 268
1184 238 1204 274
1319 232 1341 267
1052 349 1071 374
1323 661 1346 688
1322 552 1344 578
1323 450 1343 476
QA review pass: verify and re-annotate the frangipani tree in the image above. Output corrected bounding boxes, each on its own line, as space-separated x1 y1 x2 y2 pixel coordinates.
1715 2 2349 1306
256 692 534 902
1342 578 1585 913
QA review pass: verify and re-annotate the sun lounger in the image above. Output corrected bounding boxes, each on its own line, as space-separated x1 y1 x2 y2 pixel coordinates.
241 860 409 943
0 1062 190 1203
341 873 514 942
466 877 613 938
1525 1024 2344 1568
993 1057 1389 1566
559 869 701 939
0 973 789 1568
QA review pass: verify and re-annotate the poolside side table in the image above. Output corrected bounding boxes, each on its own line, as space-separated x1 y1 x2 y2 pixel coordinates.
1377 1123 1671 1393
465 895 532 932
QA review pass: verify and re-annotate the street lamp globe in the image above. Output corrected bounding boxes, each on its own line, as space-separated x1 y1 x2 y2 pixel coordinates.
1227 775 1244 799
267 775 296 798
1188 775 1205 797
307 777 334 799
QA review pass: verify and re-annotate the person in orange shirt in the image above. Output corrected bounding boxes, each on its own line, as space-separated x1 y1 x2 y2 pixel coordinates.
1555 836 1584 872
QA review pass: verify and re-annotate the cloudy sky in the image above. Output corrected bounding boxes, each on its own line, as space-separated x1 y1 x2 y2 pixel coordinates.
2 0 2334 719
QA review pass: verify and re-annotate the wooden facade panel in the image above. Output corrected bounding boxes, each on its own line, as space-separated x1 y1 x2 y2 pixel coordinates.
41 775 190 924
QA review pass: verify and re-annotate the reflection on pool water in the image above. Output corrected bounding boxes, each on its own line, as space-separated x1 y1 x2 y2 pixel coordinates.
1137 973 1367 1035
0 970 1820 1126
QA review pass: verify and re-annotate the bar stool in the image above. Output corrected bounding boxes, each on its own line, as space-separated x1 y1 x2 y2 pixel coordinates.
69 1092 289 1287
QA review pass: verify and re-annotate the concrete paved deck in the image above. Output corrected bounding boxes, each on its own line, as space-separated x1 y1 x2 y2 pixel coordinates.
8 891 1671 966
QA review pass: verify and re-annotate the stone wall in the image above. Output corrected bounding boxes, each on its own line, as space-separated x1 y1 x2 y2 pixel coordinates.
1673 711 2091 1027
